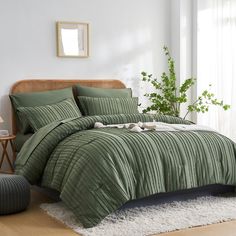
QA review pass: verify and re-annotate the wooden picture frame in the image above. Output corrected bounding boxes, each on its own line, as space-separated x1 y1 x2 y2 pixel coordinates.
56 21 89 58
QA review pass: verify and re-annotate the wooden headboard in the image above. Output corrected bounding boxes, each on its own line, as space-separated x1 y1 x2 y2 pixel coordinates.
10 79 126 134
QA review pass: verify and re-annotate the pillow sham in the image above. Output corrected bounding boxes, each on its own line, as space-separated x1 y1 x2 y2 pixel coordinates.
75 84 132 98
10 87 74 134
78 96 139 116
17 98 82 132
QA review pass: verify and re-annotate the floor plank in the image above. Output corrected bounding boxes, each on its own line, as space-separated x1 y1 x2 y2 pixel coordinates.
1 190 236 236
158 221 236 236
0 190 79 236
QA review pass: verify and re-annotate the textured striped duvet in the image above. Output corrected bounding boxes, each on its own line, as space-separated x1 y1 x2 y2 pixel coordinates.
15 114 236 228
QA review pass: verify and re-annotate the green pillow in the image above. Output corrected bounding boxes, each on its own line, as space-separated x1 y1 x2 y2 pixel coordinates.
75 85 132 98
10 87 74 134
78 96 139 116
17 98 82 132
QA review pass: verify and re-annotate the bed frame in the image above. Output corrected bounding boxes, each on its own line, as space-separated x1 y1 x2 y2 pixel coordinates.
10 79 126 134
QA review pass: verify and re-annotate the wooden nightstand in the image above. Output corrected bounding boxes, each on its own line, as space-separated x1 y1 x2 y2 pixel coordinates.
0 135 16 174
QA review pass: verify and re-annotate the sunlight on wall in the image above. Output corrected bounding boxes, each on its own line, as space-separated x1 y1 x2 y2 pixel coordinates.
118 29 154 111
95 27 155 110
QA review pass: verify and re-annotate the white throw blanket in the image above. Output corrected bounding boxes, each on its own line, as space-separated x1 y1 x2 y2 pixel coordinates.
94 121 216 133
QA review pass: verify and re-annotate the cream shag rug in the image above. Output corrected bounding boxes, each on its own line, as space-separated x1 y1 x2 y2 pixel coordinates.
40 196 236 236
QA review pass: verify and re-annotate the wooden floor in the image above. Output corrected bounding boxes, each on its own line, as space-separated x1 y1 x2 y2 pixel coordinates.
1 190 236 236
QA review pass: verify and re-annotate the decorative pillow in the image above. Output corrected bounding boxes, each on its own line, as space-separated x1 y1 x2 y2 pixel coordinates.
78 96 139 116
17 98 82 132
75 85 132 98
10 87 74 134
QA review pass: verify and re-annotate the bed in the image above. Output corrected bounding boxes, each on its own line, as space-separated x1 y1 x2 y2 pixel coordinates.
11 79 236 228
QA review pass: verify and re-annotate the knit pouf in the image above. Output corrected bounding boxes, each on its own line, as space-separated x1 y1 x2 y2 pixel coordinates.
0 174 30 215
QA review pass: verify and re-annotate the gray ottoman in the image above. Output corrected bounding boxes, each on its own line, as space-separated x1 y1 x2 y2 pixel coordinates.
0 174 30 215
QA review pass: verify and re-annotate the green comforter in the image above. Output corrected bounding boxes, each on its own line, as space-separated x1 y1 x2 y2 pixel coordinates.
15 114 236 228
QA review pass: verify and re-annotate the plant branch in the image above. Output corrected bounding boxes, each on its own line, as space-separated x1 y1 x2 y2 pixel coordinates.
141 46 230 119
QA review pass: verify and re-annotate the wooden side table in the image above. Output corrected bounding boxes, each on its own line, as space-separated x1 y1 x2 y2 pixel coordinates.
0 135 16 173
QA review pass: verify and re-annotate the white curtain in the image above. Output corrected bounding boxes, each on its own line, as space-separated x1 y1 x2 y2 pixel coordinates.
197 0 236 141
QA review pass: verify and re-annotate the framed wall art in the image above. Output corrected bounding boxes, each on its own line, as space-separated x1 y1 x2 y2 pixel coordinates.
56 21 89 58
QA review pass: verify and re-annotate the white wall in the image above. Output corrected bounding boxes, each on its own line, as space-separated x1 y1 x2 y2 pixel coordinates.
0 0 171 131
